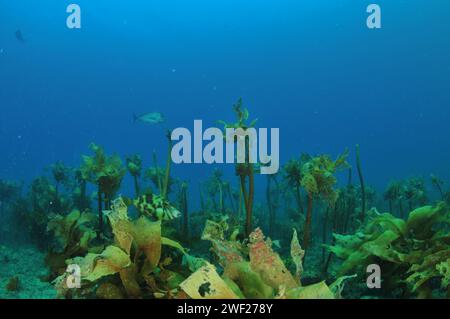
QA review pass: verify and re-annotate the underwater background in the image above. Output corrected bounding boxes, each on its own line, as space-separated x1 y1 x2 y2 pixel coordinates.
0 1 449 299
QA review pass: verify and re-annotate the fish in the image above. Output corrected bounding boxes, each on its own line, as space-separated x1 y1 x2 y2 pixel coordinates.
15 30 25 42
133 112 165 125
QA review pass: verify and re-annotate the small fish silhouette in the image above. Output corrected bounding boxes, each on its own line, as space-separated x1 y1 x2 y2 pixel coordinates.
15 29 25 42
133 112 165 125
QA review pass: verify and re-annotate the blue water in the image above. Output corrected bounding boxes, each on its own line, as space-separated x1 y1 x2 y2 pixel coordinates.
1 0 450 202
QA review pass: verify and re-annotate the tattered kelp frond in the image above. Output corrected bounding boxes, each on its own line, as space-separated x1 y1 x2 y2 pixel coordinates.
248 228 298 290
180 263 240 299
328 203 450 297
290 229 305 284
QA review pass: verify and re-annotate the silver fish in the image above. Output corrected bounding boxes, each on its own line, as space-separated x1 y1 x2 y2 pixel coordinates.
133 112 165 124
